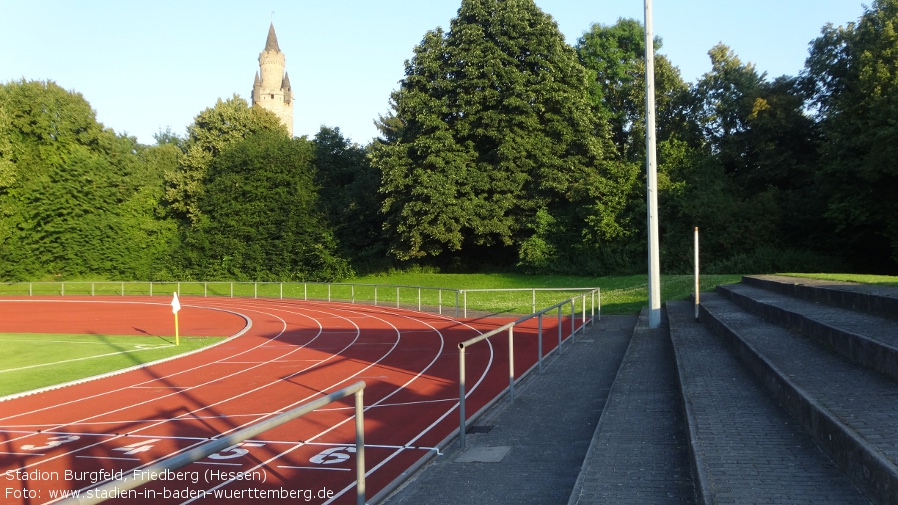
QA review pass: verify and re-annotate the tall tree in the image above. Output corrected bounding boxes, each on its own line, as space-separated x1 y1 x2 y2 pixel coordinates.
182 131 351 281
804 0 898 270
372 0 622 270
313 127 386 270
164 95 286 224
576 18 690 161
0 80 177 279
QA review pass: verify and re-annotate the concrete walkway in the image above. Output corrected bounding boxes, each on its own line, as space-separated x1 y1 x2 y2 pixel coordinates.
381 315 635 505
568 309 694 504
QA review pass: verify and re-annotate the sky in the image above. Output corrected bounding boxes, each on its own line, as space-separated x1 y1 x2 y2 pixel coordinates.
1 0 867 146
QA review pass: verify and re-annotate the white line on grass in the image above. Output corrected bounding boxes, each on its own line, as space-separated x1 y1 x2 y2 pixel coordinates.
0 345 175 373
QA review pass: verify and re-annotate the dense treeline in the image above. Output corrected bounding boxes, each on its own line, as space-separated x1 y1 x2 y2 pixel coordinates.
1 0 896 281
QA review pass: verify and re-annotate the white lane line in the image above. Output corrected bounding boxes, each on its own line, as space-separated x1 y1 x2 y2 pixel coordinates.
277 466 350 472
3 297 497 504
50 302 376 496
76 455 138 461
316 397 457 411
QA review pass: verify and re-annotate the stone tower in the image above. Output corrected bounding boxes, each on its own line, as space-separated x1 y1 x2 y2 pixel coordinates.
252 23 294 136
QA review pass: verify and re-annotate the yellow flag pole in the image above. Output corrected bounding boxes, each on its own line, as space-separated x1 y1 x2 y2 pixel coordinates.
175 311 180 346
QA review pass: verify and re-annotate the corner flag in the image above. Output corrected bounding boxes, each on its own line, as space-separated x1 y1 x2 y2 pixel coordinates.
171 292 181 345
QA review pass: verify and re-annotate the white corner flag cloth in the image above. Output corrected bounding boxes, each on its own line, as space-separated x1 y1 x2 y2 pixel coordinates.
171 292 181 314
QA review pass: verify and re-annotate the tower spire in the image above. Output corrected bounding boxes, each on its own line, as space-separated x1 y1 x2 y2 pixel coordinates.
265 22 280 52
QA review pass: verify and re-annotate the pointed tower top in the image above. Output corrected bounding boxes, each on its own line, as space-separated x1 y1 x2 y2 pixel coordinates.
265 22 281 52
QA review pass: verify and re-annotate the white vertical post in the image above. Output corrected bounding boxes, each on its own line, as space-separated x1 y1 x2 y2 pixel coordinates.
537 313 544 374
582 295 587 332
508 326 515 402
459 346 467 448
354 389 366 505
557 306 563 354
694 226 700 321
645 0 662 328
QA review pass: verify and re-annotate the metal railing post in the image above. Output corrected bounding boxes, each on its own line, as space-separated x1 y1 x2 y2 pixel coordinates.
459 345 467 448
508 326 515 402
538 313 544 375
582 295 587 333
355 388 366 505
591 290 596 324
558 306 563 354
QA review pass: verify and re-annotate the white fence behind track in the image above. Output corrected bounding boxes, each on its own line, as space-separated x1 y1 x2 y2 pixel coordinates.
1 282 600 320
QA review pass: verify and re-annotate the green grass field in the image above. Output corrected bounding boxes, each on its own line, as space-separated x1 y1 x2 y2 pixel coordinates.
0 333 224 396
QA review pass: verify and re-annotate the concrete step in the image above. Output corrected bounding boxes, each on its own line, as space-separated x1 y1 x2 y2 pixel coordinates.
700 292 898 505
717 282 898 381
668 300 867 504
743 275 898 321
568 308 694 505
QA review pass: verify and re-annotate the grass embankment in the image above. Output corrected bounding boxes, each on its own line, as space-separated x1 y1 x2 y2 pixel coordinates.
782 272 898 286
0 334 223 396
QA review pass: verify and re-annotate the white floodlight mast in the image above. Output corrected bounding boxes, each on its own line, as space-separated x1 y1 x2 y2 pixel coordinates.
644 0 662 328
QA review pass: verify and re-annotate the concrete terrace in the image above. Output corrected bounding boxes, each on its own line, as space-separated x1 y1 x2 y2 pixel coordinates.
380 275 898 505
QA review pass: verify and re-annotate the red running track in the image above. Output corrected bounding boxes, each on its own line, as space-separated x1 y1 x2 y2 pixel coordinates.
0 296 580 504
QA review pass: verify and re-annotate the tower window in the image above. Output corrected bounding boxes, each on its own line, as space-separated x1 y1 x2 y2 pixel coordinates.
271 94 275 99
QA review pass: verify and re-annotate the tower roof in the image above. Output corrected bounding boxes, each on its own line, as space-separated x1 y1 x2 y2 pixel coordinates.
264 22 281 52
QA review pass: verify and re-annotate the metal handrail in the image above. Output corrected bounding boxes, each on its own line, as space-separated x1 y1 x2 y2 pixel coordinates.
456 289 599 447
57 381 367 505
